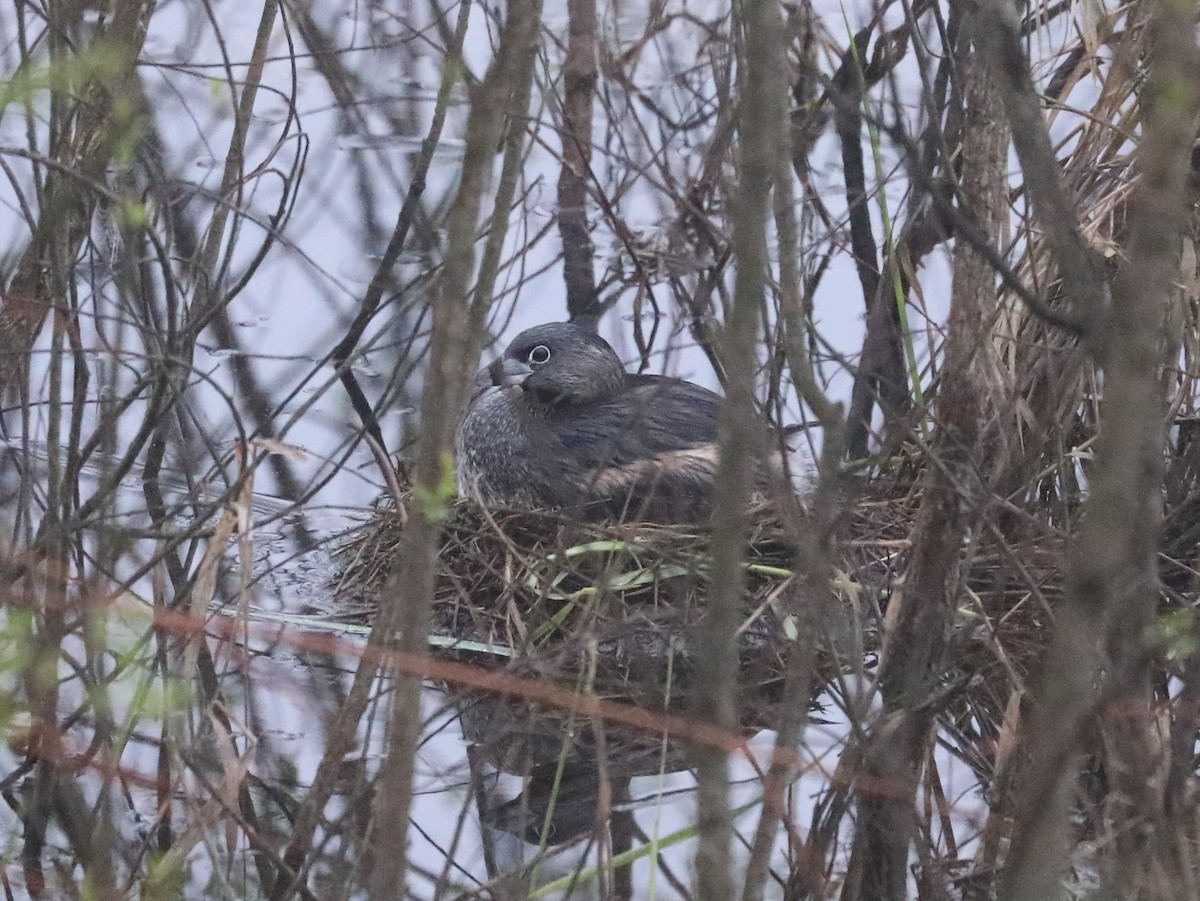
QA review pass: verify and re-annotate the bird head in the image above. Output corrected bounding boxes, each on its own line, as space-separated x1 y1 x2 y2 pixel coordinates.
487 322 625 406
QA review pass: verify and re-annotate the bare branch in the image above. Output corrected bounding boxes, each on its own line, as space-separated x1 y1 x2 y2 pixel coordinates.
1000 0 1200 895
0 0 158 397
363 2 542 898
558 0 600 327
843 9 1009 896
693 0 782 897
976 0 1110 338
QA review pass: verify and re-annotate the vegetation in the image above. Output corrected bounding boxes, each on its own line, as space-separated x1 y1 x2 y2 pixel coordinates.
1 0 1199 898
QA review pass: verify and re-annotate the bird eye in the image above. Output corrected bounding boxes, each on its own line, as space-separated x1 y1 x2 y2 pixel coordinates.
527 345 551 366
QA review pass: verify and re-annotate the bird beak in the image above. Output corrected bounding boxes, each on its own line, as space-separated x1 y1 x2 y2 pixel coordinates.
489 357 532 388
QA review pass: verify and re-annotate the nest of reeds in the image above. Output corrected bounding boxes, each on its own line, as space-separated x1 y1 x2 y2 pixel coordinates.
335 495 830 715
331 477 1071 780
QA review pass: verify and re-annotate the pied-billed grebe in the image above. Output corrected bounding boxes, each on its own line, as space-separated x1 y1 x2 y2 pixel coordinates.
455 322 729 523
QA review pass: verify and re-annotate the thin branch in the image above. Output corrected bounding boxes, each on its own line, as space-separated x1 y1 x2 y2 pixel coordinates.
742 6 846 896
363 1 542 897
558 0 599 326
693 0 781 896
842 9 1008 895
976 0 1110 340
999 0 1200 895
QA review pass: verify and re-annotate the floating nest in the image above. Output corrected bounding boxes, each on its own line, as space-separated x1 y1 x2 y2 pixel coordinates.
331 478 1069 784
335 496 837 711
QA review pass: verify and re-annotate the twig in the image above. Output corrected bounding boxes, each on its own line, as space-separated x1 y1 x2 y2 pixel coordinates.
558 0 599 326
999 0 1200 895
363 3 542 898
694 0 780 897
976 0 1110 342
842 11 1007 895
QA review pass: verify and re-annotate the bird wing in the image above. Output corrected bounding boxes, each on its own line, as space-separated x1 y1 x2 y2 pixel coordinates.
551 374 722 469
535 375 721 521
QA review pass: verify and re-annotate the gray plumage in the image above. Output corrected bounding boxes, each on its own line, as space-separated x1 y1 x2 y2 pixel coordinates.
456 322 727 523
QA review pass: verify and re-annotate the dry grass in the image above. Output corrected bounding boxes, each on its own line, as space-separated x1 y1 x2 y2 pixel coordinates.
332 472 1075 778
